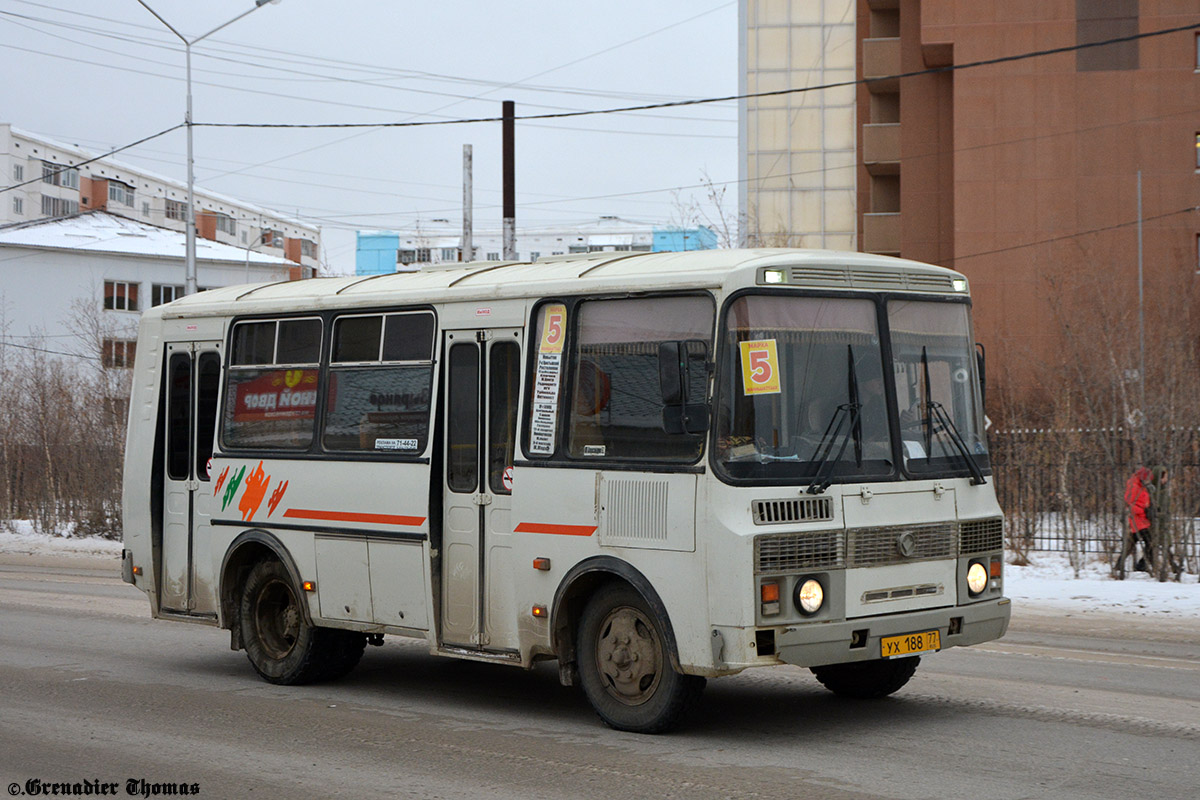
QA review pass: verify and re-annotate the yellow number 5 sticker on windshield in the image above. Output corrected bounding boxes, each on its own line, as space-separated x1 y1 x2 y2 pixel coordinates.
740 339 781 395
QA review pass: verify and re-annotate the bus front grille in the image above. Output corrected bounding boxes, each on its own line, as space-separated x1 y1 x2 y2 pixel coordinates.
847 522 957 567
756 520 977 574
960 517 1004 554
754 530 843 573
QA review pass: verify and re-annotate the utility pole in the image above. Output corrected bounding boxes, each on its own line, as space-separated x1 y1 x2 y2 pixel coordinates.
502 101 515 261
462 144 473 262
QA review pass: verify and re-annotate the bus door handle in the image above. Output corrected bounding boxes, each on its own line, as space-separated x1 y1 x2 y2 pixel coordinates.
185 479 200 492
472 493 493 506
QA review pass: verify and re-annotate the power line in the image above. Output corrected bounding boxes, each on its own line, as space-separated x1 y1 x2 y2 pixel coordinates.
0 12 737 125
7 0 727 104
952 206 1200 264
191 21 1200 130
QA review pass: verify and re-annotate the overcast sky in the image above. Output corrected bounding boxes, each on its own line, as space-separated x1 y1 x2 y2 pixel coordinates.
1 0 739 272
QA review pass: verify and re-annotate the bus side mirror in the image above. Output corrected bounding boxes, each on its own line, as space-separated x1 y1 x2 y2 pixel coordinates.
975 342 986 410
659 340 710 435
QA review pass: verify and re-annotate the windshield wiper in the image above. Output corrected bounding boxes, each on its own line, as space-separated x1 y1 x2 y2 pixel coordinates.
918 346 986 486
926 401 987 485
805 346 862 494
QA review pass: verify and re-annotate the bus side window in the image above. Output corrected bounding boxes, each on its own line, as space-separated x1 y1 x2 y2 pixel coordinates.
322 311 435 455
566 295 714 462
222 317 322 451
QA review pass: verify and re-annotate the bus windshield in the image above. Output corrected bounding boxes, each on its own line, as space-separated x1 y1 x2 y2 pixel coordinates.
715 294 892 482
888 299 988 476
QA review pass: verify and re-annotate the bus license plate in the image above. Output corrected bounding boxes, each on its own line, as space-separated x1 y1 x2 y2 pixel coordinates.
881 630 941 659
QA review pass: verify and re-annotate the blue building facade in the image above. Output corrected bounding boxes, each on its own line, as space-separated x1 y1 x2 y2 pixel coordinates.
355 232 401 276
652 226 717 252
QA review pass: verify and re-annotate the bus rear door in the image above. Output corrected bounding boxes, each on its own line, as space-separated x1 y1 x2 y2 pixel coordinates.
160 341 222 616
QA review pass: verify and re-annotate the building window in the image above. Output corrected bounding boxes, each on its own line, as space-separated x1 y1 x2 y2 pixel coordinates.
440 247 458 262
568 246 587 253
104 280 139 311
108 181 135 207
13 164 23 182
263 228 283 248
41 161 78 188
12 197 22 215
142 201 150 217
102 339 137 369
530 251 540 261
41 195 79 217
165 199 187 220
300 239 316 258
152 284 184 306
486 251 500 261
1195 133 1200 169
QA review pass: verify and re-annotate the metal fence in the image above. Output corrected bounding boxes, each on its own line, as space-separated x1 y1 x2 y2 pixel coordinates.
989 431 1200 570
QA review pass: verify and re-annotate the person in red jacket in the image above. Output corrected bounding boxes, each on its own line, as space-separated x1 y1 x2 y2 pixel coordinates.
1121 467 1154 575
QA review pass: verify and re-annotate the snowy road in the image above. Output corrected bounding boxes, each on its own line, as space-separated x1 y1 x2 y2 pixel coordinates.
0 552 1197 800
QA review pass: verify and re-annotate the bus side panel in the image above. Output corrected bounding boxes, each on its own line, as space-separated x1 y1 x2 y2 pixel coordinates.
122 312 166 614
510 465 717 674
207 456 433 631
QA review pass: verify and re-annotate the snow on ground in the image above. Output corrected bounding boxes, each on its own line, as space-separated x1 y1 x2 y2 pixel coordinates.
1005 552 1198 618
0 520 122 557
0 522 1195 618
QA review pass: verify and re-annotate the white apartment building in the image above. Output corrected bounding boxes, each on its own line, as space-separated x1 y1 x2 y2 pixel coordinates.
1 124 321 278
0 211 295 362
357 216 717 275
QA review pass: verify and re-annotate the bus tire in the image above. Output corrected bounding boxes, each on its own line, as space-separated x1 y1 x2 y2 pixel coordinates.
810 656 920 699
240 560 346 685
576 583 705 734
320 630 367 681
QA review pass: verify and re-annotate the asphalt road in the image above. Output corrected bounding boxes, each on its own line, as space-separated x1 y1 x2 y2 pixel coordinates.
1 552 1197 800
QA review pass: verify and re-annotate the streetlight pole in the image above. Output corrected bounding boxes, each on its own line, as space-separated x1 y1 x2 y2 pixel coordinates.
137 0 281 296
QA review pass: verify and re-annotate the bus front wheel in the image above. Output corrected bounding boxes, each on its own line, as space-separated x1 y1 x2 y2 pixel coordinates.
810 656 920 699
576 583 705 733
239 560 364 684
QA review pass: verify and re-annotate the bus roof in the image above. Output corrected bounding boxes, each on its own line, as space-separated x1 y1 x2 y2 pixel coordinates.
156 248 968 319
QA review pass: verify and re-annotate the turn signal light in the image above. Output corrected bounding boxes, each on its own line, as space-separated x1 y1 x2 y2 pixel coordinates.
131 565 142 576
760 582 780 603
989 559 1002 578
531 605 548 618
532 558 551 571
302 581 316 592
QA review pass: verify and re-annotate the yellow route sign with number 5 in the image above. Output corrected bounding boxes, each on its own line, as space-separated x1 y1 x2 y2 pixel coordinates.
739 339 781 395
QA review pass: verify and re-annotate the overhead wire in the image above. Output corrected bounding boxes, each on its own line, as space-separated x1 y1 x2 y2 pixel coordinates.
188 21 1200 130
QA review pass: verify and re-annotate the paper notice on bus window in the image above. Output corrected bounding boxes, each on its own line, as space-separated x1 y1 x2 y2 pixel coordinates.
530 304 567 454
739 339 781 395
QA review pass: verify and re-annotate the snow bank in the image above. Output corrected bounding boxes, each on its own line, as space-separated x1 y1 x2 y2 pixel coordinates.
1005 552 1198 618
0 520 122 557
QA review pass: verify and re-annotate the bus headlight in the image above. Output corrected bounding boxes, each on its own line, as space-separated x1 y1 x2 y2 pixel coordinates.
966 561 988 596
794 578 824 616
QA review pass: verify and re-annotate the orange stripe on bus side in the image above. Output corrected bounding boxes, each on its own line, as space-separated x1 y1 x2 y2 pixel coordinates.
282 508 426 527
513 522 597 536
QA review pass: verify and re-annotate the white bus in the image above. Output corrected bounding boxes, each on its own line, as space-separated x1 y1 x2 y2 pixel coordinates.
121 248 1010 733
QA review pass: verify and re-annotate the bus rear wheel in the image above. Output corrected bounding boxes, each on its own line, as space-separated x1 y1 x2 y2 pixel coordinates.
240 560 364 684
576 583 705 734
810 656 920 699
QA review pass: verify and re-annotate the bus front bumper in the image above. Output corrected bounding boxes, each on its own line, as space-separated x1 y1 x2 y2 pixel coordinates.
774 597 1010 668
